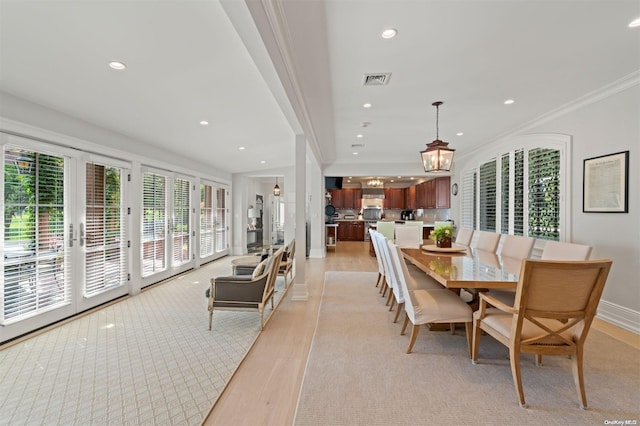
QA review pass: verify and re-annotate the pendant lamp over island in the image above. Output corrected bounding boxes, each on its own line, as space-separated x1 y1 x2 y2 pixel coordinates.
420 101 455 172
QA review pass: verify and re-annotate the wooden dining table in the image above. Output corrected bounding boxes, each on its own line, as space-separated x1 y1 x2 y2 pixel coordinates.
401 246 523 290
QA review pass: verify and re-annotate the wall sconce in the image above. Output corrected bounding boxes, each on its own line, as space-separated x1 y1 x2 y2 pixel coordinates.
273 177 281 196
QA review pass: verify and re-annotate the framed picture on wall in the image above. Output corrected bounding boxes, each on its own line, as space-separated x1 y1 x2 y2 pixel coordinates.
583 151 629 213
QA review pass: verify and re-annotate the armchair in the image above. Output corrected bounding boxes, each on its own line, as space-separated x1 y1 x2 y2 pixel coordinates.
208 247 284 331
278 239 295 286
472 259 612 408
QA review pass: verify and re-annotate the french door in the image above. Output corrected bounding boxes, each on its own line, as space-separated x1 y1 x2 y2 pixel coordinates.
200 182 229 260
141 168 194 284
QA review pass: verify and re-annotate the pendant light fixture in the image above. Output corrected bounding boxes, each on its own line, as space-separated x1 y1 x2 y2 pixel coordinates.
273 177 281 196
420 101 455 172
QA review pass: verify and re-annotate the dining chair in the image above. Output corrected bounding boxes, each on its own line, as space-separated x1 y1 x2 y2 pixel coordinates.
369 229 385 288
387 240 473 355
376 221 395 241
498 234 535 259
455 228 474 246
472 259 613 409
403 220 423 227
473 230 501 252
541 240 592 260
394 225 422 249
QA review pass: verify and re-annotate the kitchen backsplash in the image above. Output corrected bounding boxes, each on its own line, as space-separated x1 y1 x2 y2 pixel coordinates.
335 208 450 223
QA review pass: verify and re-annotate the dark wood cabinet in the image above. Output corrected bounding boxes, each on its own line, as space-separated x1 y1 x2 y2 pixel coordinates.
328 189 361 209
413 177 450 209
405 185 416 210
383 188 405 209
337 221 365 241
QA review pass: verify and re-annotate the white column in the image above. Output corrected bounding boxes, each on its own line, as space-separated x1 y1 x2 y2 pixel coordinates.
292 134 308 300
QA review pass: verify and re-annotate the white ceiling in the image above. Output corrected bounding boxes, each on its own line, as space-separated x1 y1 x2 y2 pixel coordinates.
1 0 638 178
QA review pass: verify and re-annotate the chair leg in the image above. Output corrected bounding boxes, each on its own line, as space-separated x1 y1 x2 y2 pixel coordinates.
509 347 527 408
407 324 420 354
259 306 265 331
449 323 455 334
375 272 381 287
572 348 587 409
471 318 481 364
464 322 472 359
401 314 409 335
387 292 394 309
208 309 213 331
393 302 404 323
385 288 393 306
535 354 543 366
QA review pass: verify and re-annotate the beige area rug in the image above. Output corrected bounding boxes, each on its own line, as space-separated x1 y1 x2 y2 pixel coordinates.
294 271 640 426
0 258 287 425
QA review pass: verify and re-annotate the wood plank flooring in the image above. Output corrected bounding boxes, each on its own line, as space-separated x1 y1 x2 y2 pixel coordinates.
202 241 637 425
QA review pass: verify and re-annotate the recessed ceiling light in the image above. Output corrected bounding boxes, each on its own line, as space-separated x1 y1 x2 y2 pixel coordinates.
260 160 266 164
199 120 209 126
504 99 515 105
352 152 359 155
397 176 402 178
629 17 640 27
381 28 397 39
356 134 364 138
108 61 126 70
360 122 371 127
456 132 464 136
363 102 372 108
238 146 245 150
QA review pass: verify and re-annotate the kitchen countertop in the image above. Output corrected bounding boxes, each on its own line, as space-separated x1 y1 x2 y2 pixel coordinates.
369 221 437 227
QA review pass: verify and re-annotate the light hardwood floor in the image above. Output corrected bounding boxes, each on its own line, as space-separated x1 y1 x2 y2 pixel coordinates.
202 241 637 425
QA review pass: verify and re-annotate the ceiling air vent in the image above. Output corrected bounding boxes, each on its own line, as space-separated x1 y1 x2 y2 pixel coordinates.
363 73 391 86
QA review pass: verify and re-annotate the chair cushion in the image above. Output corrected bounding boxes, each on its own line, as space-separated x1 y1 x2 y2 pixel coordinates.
411 289 472 324
252 258 269 279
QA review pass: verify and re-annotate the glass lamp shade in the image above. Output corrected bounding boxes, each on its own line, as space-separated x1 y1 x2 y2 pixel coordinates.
420 140 455 172
273 184 281 196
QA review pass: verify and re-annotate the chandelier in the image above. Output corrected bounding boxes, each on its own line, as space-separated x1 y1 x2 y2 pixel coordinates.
273 177 281 196
367 178 384 187
420 101 455 172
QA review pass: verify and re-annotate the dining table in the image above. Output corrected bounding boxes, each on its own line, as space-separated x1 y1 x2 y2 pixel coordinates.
401 245 523 290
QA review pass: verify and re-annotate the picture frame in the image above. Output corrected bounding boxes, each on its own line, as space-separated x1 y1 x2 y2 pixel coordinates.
583 151 629 213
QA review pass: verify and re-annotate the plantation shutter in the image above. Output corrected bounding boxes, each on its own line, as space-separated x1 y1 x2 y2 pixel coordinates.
172 178 191 265
500 153 510 234
528 148 561 240
513 149 525 236
479 159 497 232
3 148 67 322
141 172 167 277
461 170 476 230
199 183 214 257
85 162 127 296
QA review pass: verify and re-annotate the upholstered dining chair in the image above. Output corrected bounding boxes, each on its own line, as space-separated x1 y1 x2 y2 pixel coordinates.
455 228 474 246
376 221 395 241
472 259 613 409
474 230 501 252
394 225 422 248
369 229 386 289
387 240 473 355
499 234 535 259
208 247 284 331
541 240 592 260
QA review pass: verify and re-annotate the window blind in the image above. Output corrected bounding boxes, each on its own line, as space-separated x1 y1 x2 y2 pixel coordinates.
501 153 509 234
141 172 166 277
85 162 127 296
216 187 227 252
172 178 191 265
528 148 560 240
461 170 476 230
200 183 214 257
3 149 67 322
514 149 525 236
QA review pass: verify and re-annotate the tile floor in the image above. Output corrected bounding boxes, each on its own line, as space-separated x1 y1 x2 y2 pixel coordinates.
0 256 287 425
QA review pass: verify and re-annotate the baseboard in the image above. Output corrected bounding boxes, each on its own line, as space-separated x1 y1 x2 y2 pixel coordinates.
597 300 640 335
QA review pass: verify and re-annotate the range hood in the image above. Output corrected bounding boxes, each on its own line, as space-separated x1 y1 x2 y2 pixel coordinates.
362 188 385 199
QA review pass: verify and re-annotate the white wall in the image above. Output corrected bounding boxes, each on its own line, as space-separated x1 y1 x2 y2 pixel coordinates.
452 83 640 332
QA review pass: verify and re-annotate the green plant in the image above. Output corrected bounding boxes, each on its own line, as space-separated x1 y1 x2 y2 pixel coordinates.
430 225 454 242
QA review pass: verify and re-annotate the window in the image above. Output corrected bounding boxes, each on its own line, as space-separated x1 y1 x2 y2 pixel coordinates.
172 178 190 265
461 134 568 241
200 183 214 258
216 187 227 252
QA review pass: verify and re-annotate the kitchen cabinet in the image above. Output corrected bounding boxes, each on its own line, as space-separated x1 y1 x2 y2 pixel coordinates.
435 176 451 208
328 188 361 209
405 185 416 210
337 221 365 241
383 188 405 209
413 177 450 209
